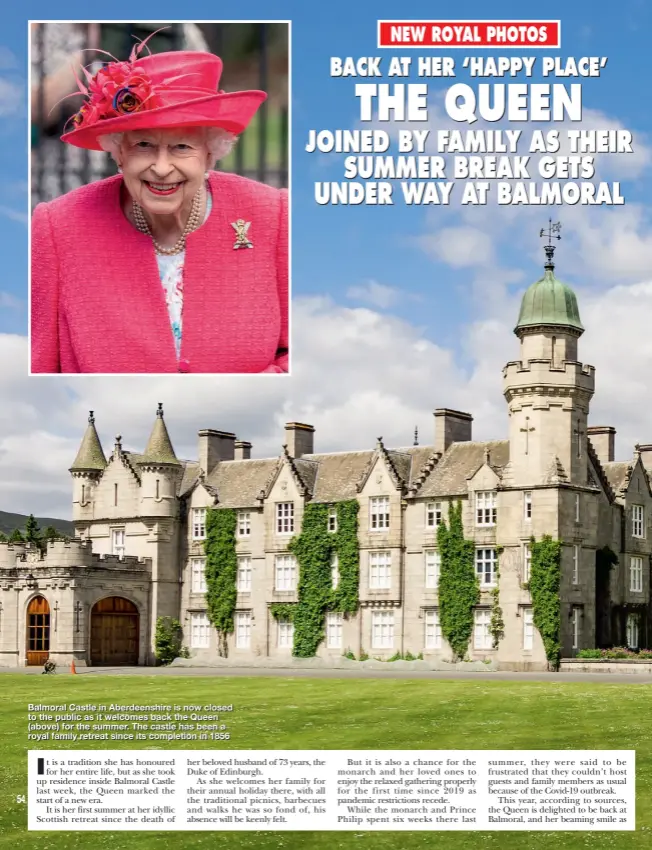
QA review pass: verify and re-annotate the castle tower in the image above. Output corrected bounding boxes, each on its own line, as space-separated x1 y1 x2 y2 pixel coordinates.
137 403 182 517
502 227 595 487
70 411 107 522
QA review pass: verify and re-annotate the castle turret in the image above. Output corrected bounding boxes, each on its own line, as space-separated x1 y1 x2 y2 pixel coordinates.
503 228 595 487
70 411 107 522
137 403 181 518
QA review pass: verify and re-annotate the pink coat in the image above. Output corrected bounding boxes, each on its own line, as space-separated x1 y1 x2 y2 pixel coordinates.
30 171 288 374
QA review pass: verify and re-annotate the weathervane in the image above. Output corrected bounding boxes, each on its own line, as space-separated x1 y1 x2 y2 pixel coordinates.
539 219 561 269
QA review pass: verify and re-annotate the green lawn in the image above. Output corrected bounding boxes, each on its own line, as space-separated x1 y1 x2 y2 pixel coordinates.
1 674 650 849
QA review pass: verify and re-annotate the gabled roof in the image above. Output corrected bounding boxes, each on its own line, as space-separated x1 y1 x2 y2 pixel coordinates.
586 440 616 502
356 438 411 494
204 458 279 508
70 412 107 472
417 440 510 498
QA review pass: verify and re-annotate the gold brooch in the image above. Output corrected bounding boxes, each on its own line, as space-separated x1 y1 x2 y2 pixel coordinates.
232 219 253 249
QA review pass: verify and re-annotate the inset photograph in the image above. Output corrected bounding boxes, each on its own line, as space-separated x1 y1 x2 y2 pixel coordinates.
29 21 289 374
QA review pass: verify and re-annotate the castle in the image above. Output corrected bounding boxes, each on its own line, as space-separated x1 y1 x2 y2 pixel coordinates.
2 244 651 670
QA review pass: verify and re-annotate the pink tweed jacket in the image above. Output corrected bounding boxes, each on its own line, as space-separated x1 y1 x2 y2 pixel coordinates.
30 171 288 374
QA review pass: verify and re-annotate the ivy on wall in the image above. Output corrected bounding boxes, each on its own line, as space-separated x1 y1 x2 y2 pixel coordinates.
288 500 360 657
529 535 562 670
489 550 505 649
437 500 479 660
269 603 296 622
204 508 238 657
330 500 360 614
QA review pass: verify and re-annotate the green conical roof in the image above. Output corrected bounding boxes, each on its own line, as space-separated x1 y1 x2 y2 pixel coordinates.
70 412 107 471
515 265 583 334
139 403 180 465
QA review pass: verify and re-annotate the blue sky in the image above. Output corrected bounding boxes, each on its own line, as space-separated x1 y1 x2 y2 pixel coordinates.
2 1 652 517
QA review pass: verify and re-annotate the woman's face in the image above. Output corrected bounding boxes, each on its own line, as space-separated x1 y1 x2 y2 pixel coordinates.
118 128 210 217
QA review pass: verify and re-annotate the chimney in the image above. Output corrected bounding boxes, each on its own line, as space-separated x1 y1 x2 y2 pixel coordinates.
197 429 236 473
285 422 315 458
587 426 615 464
637 444 652 470
234 440 252 461
434 409 473 454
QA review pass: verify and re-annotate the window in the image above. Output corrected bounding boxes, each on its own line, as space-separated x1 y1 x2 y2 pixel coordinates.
626 613 640 650
327 612 343 648
575 493 580 523
192 508 206 540
425 610 442 649
572 546 580 585
523 543 531 583
237 556 252 592
276 502 294 535
237 512 251 537
473 609 492 649
111 528 125 557
425 550 440 589
278 620 294 649
371 610 394 649
476 491 497 526
632 505 645 539
369 551 391 589
155 479 160 500
190 612 210 648
114 483 118 506
331 552 339 589
476 548 497 587
523 608 534 651
81 484 86 504
328 508 338 533
235 612 251 648
630 556 643 592
370 497 390 531
275 554 297 591
190 558 206 593
523 492 532 521
426 502 442 528
572 608 581 650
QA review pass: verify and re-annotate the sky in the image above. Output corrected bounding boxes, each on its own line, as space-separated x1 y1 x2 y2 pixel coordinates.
1 0 652 518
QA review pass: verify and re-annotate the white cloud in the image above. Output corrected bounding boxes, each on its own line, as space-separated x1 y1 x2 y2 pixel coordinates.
0 47 18 71
418 226 495 268
346 280 405 308
0 206 28 225
0 78 24 116
2 275 652 520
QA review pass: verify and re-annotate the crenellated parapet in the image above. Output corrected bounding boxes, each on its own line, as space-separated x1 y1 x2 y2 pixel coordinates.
503 358 595 409
0 542 26 568
93 553 151 570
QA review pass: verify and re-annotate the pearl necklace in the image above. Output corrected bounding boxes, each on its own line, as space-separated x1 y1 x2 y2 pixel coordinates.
132 187 203 255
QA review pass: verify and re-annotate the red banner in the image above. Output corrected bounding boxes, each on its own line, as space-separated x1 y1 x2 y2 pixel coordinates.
378 21 561 49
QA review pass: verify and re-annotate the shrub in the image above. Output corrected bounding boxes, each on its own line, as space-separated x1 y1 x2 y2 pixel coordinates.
154 617 184 665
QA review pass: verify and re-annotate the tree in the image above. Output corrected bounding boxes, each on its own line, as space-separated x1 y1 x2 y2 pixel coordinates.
0 531 7 542
8 529 25 544
25 514 41 547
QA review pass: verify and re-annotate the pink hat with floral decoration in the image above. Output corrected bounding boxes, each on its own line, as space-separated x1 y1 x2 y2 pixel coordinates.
60 43 266 151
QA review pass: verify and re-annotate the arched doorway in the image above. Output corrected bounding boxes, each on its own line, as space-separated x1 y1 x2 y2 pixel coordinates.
26 596 50 666
90 597 139 665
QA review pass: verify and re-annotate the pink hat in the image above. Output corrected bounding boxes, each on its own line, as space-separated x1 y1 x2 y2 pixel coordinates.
61 47 266 151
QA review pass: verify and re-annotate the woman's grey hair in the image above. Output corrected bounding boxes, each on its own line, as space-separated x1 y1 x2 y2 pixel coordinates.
98 127 237 168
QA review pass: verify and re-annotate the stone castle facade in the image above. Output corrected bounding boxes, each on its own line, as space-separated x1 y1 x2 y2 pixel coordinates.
2 249 651 670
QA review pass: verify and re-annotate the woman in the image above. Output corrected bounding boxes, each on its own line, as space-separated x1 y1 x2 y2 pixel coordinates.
30 45 288 374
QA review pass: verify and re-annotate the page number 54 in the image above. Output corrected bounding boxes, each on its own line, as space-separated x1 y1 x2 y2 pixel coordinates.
16 795 26 804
